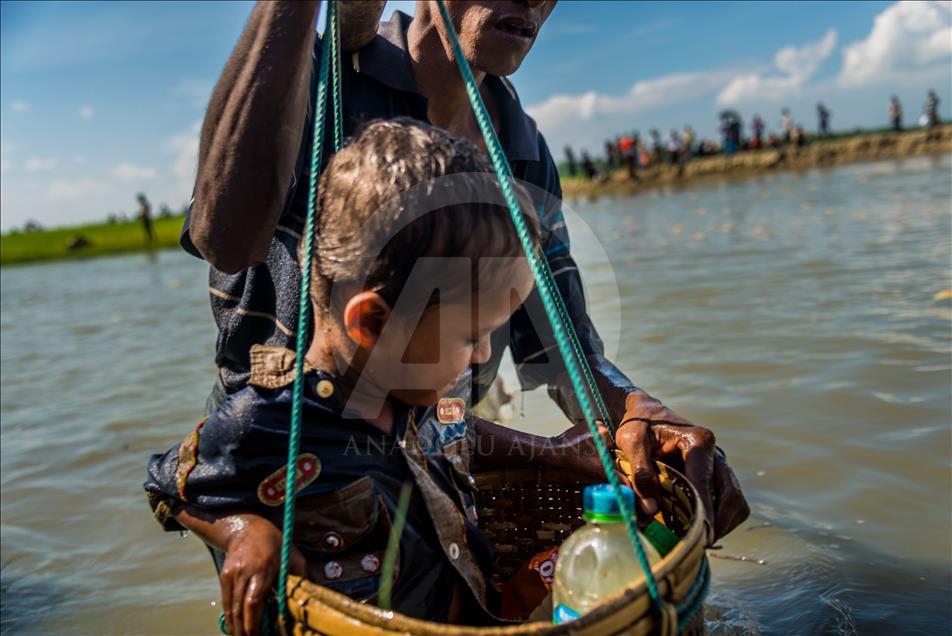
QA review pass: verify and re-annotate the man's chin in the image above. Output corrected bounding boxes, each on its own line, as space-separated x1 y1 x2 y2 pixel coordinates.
474 53 528 79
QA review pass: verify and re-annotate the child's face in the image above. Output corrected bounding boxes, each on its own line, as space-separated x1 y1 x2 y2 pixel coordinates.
355 260 535 407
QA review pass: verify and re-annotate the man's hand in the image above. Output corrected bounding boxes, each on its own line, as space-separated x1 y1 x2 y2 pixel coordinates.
614 418 750 546
219 515 307 636
547 385 750 545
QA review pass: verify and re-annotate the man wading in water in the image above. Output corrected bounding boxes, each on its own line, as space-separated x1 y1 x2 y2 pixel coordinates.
179 1 750 624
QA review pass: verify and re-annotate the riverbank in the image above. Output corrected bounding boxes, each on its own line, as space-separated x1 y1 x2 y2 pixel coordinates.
0 215 184 266
562 125 952 199
3 127 950 266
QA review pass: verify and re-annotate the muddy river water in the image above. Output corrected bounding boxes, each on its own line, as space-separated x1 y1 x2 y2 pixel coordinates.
2 155 950 634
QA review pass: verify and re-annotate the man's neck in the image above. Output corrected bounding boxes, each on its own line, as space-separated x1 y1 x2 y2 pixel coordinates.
406 13 497 151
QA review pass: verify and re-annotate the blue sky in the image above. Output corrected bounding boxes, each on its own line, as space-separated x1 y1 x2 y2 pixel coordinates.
1 0 949 230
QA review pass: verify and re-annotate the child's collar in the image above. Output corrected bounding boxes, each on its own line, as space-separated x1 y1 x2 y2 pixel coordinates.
247 344 320 389
248 343 411 430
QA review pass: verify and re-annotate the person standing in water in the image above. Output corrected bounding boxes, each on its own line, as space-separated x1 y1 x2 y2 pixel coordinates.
136 193 155 247
183 0 749 567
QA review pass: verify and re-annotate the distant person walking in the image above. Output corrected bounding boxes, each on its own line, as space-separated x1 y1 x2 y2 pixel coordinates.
719 111 741 156
618 133 638 179
580 150 599 180
564 145 578 177
136 193 155 247
816 102 831 136
781 108 794 144
889 96 903 132
751 115 765 149
649 129 662 164
925 90 940 127
666 129 683 165
682 125 695 159
604 139 617 170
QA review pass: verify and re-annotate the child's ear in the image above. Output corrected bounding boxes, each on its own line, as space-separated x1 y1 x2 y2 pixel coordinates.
342 292 391 348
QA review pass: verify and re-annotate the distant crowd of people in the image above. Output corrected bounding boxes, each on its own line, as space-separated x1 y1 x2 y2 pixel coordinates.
565 90 944 181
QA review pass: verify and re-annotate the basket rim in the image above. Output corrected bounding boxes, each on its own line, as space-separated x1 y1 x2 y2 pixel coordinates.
287 462 707 634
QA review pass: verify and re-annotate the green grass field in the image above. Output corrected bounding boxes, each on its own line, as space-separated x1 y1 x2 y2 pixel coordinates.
0 215 186 266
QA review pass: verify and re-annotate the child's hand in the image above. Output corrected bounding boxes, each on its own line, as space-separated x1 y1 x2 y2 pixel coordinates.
219 514 307 636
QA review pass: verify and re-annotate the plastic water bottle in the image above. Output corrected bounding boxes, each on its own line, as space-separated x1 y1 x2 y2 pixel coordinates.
552 484 661 623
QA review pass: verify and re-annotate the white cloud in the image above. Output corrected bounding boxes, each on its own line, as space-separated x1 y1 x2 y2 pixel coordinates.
24 157 58 172
163 120 201 195
840 0 952 87
717 29 838 105
48 178 109 200
110 162 156 181
10 100 30 112
528 70 738 131
79 105 95 119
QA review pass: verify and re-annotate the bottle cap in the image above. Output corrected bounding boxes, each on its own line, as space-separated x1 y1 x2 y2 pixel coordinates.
583 484 635 521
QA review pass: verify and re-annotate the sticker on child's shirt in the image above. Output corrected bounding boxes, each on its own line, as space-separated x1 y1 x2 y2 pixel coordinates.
257 453 321 506
436 397 465 424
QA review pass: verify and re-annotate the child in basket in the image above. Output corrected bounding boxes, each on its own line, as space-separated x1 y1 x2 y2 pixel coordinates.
144 118 590 634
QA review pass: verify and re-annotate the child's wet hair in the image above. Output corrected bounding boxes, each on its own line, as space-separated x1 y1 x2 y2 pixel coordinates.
310 117 541 313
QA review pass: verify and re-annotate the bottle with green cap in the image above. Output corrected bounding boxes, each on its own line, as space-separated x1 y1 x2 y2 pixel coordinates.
551 484 662 624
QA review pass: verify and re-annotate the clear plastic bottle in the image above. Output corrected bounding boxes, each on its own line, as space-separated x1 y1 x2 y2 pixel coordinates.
552 484 661 624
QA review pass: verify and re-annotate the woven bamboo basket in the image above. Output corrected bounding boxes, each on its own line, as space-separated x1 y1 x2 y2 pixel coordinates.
286 462 707 635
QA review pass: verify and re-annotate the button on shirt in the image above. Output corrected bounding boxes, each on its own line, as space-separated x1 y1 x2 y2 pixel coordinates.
145 345 498 623
181 10 640 423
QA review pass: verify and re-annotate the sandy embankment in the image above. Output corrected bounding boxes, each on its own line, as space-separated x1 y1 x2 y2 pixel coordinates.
561 125 952 199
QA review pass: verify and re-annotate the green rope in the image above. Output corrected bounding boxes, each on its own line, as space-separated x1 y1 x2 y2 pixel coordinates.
276 0 339 622
433 0 661 609
329 0 343 152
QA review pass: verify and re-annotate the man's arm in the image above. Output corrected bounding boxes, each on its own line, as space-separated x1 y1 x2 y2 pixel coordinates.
510 136 750 543
470 417 615 479
190 1 317 273
189 0 383 273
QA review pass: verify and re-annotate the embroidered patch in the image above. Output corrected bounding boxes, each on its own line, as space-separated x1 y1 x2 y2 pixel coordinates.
257 453 321 506
436 397 465 424
175 418 207 500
